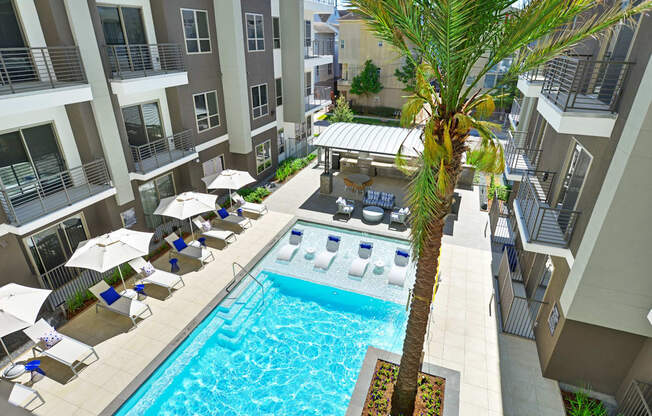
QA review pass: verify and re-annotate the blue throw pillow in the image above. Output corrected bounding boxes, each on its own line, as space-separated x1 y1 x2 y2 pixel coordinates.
360 243 372 250
328 235 340 242
396 249 410 258
173 238 188 252
291 229 303 236
99 287 120 305
217 208 229 219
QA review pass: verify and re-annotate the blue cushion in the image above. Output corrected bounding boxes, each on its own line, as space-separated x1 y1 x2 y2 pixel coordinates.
217 208 229 219
99 286 120 305
328 235 340 242
396 249 410 258
172 238 187 252
291 229 303 236
360 243 372 250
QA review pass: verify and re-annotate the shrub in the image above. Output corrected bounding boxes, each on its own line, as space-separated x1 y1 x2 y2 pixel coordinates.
351 104 400 118
567 390 607 416
66 289 94 314
331 95 355 123
105 264 134 286
306 152 316 161
274 153 316 182
240 186 270 203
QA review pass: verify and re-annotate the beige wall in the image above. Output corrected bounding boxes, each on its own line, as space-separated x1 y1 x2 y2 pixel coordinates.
617 338 652 401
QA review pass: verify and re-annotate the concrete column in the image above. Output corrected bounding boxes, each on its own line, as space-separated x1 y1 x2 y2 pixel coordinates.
214 0 252 155
280 0 305 124
63 0 134 205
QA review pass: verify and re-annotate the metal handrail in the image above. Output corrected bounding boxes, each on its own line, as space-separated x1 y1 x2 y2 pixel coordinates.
306 85 332 110
617 380 652 416
304 39 335 58
0 159 111 226
0 46 86 95
504 131 541 173
232 262 264 303
103 43 185 80
509 98 522 126
130 130 195 173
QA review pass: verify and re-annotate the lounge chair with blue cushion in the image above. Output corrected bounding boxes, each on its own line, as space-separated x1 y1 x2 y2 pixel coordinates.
314 235 341 270
276 229 303 261
348 242 373 278
214 207 252 230
128 257 185 298
388 249 410 287
88 280 152 329
165 232 215 266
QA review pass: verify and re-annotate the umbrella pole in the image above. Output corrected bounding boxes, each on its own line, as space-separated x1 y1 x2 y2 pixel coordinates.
118 266 127 291
1 337 14 365
188 218 195 241
229 189 233 209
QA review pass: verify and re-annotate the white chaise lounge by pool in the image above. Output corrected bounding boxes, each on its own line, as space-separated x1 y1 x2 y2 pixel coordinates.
128 257 185 299
165 232 215 266
277 229 303 261
233 193 268 216
215 208 252 230
348 242 373 278
192 216 237 246
388 249 410 287
89 280 153 329
314 235 341 270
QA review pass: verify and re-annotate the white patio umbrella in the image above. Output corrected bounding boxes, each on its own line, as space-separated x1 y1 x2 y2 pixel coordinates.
202 169 255 207
153 192 217 240
65 228 153 292
0 284 51 367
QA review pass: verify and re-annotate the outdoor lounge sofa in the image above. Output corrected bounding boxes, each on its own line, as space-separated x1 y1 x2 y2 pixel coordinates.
192 216 237 246
363 189 395 210
89 280 153 329
23 319 99 381
335 197 355 220
0 380 44 409
314 235 341 270
388 249 410 287
277 229 303 261
389 207 410 228
165 232 215 266
233 193 268 216
128 257 185 299
348 242 373 278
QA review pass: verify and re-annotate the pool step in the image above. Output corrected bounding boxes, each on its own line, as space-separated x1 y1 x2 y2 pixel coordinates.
219 286 267 337
217 273 270 319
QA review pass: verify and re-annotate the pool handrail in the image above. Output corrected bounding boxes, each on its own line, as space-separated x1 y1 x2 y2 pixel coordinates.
231 261 265 303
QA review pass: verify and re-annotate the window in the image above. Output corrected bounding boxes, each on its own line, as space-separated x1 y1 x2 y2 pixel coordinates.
273 17 281 48
181 9 211 53
305 72 312 96
246 13 264 51
340 39 344 49
465 75 476 86
98 6 148 72
275 78 282 106
328 63 332 75
121 102 164 147
251 83 268 119
315 66 320 77
305 20 311 47
255 140 272 174
139 173 175 229
557 142 591 222
548 303 560 336
202 154 225 178
193 91 220 132
277 129 285 155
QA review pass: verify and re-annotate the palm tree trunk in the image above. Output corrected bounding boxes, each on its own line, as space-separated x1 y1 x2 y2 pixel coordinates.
390 218 443 416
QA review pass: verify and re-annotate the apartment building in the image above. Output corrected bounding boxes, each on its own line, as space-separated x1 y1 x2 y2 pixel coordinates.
492 10 652 407
0 0 333 314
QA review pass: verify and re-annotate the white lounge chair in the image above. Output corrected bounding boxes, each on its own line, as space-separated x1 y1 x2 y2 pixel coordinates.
335 197 355 220
0 380 44 409
192 216 237 246
128 257 185 299
314 235 341 270
215 208 252 230
165 232 215 266
389 207 410 228
348 242 373 278
233 193 268 216
22 319 99 381
388 249 411 287
277 229 303 261
89 280 153 328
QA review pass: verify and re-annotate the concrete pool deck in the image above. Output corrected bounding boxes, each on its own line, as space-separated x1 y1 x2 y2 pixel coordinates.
2 162 565 416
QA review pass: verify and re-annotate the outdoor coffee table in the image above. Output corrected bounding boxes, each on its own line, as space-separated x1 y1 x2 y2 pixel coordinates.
305 247 316 259
373 260 385 274
362 206 384 223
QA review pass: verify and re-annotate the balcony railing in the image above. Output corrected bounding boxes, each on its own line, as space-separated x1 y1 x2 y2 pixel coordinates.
104 44 185 80
504 131 541 175
130 130 195 174
541 56 632 113
0 46 86 95
0 159 112 226
509 97 522 127
306 85 332 112
520 64 547 83
617 380 652 416
304 39 335 59
516 171 579 248
38 262 115 310
307 0 336 5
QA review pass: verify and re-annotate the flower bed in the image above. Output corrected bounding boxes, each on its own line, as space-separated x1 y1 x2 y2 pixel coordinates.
561 390 607 416
363 360 446 416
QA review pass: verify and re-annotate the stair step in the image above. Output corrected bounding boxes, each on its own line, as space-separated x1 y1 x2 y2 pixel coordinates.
220 288 266 337
218 273 270 315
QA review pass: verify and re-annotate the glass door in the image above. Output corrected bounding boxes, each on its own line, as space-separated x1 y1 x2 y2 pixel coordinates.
0 0 36 85
557 143 591 230
98 6 149 73
122 102 164 160
139 173 175 229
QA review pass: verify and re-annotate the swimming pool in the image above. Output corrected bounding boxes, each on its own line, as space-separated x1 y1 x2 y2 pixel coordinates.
117 222 413 415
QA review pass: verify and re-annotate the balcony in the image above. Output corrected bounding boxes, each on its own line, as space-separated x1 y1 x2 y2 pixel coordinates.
617 380 652 416
305 85 332 114
304 40 334 69
104 44 188 99
0 159 114 234
508 97 521 129
304 0 336 13
0 46 92 116
503 131 541 181
129 130 197 180
517 64 546 97
513 170 579 256
537 56 632 137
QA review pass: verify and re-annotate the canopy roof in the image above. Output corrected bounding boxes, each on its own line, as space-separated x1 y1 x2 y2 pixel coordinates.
312 122 423 157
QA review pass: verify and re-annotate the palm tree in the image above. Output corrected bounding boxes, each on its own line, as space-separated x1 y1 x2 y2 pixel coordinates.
349 1 651 414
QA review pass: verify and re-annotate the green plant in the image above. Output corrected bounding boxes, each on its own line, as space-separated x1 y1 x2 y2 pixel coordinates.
105 263 134 286
350 59 383 96
394 53 421 92
331 95 355 123
306 152 317 161
350 0 650 413
567 390 607 416
66 289 94 314
240 186 270 203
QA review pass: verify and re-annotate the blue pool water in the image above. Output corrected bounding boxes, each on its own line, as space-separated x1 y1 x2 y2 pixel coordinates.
117 272 408 415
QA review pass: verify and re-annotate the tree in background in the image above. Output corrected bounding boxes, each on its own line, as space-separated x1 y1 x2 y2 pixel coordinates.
331 95 355 123
351 0 652 414
394 53 421 92
350 59 384 97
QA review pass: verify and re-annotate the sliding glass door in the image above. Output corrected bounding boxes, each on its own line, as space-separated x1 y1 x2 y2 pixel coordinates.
0 0 36 85
98 5 149 73
122 102 164 148
557 143 591 231
139 173 175 229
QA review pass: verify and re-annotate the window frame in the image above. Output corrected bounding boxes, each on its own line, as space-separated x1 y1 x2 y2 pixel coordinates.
192 90 220 133
273 17 281 49
275 78 282 106
245 13 265 52
180 8 212 54
250 83 269 119
327 63 332 75
202 154 225 178
121 100 166 147
277 129 285 155
255 140 272 174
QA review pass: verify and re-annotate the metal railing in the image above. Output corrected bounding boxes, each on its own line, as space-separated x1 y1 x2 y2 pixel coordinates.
306 85 332 111
104 43 185 79
516 171 579 248
541 56 632 112
130 130 195 173
304 39 335 58
0 46 86 95
306 0 336 5
617 380 652 416
0 159 111 226
504 131 541 174
38 262 116 310
509 98 522 126
520 64 547 83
